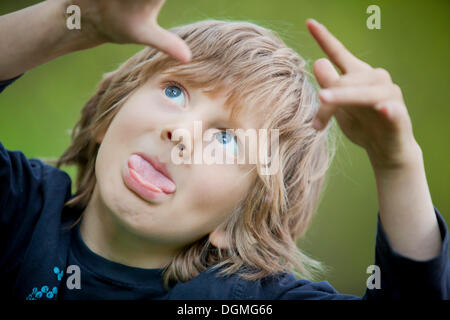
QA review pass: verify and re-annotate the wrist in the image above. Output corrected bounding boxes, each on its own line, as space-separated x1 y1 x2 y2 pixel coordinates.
369 139 424 177
63 0 112 47
45 0 104 54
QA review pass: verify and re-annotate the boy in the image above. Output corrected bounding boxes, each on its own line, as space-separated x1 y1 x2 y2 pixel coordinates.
0 0 448 300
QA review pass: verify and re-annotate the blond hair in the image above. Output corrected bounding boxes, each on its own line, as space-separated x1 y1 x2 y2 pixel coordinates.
53 20 336 289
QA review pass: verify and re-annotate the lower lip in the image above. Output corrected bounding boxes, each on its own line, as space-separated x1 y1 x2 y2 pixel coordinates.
122 158 171 202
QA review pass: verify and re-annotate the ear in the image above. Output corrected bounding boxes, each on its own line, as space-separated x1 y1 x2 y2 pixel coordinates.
208 228 229 250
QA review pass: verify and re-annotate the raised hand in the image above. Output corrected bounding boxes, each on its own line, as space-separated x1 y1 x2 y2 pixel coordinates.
306 19 418 170
0 0 191 80
72 0 191 62
306 19 443 262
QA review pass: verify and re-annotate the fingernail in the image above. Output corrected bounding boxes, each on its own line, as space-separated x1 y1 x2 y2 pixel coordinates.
313 118 323 130
309 19 320 26
319 89 333 102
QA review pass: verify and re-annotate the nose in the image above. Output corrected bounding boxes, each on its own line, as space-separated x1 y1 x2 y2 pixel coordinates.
161 128 173 141
160 125 194 161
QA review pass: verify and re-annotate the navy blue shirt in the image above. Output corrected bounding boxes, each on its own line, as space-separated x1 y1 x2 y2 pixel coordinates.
1 76 449 300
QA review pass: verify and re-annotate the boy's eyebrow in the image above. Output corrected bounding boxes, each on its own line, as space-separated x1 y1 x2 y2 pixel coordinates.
159 72 199 88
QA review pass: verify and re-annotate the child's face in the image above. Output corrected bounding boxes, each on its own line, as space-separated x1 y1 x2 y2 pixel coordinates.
93 73 259 248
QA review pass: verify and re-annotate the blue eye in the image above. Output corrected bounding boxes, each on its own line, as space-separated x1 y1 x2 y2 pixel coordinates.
215 131 238 156
164 85 186 106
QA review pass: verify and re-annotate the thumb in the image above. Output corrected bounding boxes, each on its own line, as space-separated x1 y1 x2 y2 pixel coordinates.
140 24 192 63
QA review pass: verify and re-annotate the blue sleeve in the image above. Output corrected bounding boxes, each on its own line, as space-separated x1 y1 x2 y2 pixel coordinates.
0 71 66 254
0 140 47 248
278 207 449 300
361 207 449 299
0 74 73 267
0 73 46 236
0 74 44 242
0 74 23 94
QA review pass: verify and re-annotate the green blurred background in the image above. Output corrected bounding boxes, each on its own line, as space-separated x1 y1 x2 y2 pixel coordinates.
1 0 449 296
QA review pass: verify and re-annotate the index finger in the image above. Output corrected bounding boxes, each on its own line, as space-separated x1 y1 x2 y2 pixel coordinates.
306 19 370 74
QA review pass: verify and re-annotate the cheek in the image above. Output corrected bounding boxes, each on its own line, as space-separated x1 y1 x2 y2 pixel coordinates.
94 140 127 209
111 88 176 137
187 165 252 214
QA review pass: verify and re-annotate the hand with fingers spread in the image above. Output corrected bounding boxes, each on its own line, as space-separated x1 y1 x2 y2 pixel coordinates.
306 19 418 170
72 0 191 62
0 0 191 80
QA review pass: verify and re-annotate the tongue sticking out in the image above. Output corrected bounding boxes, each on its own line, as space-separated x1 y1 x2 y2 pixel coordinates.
128 154 176 194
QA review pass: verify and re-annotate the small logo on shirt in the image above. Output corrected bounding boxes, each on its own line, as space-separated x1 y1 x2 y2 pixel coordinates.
25 265 81 300
25 266 63 300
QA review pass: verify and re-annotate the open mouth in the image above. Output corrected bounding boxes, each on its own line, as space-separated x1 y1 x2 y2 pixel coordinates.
123 153 176 201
